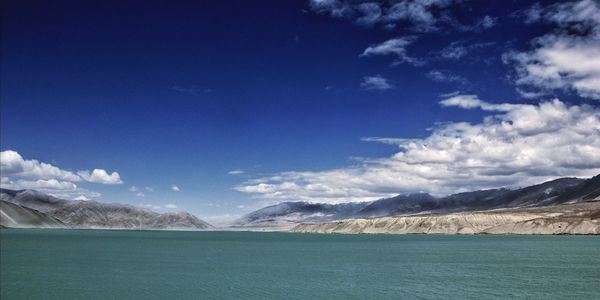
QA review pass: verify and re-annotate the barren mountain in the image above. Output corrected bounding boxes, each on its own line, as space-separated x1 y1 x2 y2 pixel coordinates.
238 175 599 228
0 189 212 230
292 202 600 235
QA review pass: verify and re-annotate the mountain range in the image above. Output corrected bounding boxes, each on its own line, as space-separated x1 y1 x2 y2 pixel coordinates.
236 175 600 228
0 189 213 230
2 174 599 232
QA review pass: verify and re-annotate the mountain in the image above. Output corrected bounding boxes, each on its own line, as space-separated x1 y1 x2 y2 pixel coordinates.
0 189 213 230
234 201 367 228
237 175 599 228
292 201 600 235
0 200 65 228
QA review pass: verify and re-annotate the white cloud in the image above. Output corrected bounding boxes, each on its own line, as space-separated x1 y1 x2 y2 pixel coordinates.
228 170 245 175
0 150 118 200
479 15 497 29
165 203 178 209
360 75 394 91
78 169 123 185
130 185 152 195
308 0 497 33
309 0 455 32
0 150 122 185
0 177 100 200
1 179 77 191
439 41 495 61
361 137 408 145
236 97 600 204
360 37 423 66
171 185 180 192
426 70 468 84
506 0 600 99
0 150 80 182
518 3 543 24
73 195 90 201
439 94 520 111
451 15 498 32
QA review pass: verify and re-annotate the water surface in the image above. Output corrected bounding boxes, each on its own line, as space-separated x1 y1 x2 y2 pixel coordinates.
1 229 599 299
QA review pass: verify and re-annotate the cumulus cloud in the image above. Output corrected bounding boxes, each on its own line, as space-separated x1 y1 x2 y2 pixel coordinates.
0 176 100 200
171 185 180 192
506 0 600 99
1 179 77 191
144 186 154 192
0 150 121 200
78 169 123 184
236 97 600 203
0 150 80 182
360 75 395 91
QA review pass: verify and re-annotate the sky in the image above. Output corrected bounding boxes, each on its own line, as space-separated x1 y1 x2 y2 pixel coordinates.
1 0 600 224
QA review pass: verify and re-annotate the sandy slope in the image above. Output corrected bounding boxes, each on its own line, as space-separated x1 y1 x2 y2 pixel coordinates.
291 202 600 235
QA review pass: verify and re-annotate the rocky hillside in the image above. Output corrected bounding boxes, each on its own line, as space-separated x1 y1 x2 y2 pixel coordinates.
292 202 600 235
237 175 600 228
0 200 65 228
0 189 213 230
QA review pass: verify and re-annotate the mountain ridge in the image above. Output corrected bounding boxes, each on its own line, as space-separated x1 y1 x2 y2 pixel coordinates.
236 175 599 228
0 189 213 230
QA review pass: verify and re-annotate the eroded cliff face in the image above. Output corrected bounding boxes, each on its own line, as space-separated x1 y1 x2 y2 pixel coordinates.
291 202 600 235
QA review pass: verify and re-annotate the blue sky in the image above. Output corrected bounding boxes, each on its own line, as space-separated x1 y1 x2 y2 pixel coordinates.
2 0 600 223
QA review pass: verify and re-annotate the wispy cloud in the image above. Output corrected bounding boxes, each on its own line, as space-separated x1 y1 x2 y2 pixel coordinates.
449 15 498 32
360 37 423 66
360 75 394 91
438 41 496 61
309 0 460 32
228 170 245 175
439 94 520 111
171 185 180 192
426 70 468 84
172 85 212 96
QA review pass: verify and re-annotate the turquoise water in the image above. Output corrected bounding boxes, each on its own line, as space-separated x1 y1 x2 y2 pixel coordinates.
1 229 599 299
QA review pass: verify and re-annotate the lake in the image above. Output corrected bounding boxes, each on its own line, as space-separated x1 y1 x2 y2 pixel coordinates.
1 229 599 299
